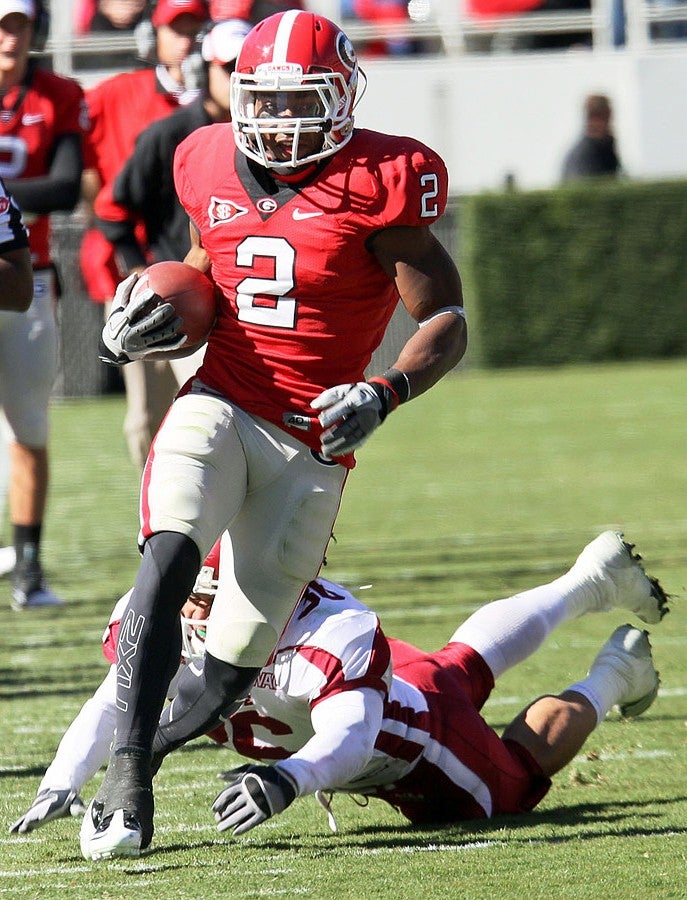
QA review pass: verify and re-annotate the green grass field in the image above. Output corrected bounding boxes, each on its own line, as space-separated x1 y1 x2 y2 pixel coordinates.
1 359 686 898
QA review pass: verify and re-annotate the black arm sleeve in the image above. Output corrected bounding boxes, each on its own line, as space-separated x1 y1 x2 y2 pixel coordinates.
107 127 167 273
96 216 148 273
5 133 82 214
113 126 163 215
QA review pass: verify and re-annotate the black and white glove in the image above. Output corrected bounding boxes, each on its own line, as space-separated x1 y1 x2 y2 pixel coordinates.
99 272 187 365
212 764 297 836
9 788 86 834
311 369 410 457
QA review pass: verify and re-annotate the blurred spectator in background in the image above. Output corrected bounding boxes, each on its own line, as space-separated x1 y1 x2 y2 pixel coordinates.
0 0 87 610
113 19 250 267
561 94 622 182
522 0 592 50
74 0 147 35
342 0 413 55
342 0 440 55
465 0 592 51
0 177 32 580
652 0 687 40
209 0 305 24
109 18 251 397
0 430 12 577
79 0 209 468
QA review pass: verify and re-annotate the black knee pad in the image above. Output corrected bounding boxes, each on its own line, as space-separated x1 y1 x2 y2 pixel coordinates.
154 653 259 758
204 652 260 717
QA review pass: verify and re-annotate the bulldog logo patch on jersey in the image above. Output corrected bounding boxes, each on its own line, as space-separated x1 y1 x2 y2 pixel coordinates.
208 196 248 228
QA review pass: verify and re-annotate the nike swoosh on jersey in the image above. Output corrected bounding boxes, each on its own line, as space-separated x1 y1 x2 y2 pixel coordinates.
292 209 324 220
22 114 45 125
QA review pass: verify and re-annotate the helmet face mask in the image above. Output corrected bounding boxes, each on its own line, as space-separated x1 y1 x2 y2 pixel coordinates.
179 562 217 662
180 615 208 662
231 11 358 171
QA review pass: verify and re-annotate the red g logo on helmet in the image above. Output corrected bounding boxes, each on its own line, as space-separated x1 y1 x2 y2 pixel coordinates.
336 32 356 72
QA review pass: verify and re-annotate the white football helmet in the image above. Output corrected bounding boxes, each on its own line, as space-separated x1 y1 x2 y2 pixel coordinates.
230 10 359 170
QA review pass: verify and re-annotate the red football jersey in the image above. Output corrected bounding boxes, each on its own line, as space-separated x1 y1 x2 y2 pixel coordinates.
84 69 181 224
0 68 86 268
173 126 448 459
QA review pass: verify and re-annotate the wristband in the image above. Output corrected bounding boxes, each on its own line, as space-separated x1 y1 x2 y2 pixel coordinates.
368 368 411 420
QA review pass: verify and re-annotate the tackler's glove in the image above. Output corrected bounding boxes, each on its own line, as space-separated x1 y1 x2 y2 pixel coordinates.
99 272 187 365
9 788 86 834
311 368 411 457
212 764 297 836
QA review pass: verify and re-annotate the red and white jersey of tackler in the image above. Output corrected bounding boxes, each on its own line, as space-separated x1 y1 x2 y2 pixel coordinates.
101 592 131 665
173 126 449 459
217 579 436 791
221 579 392 756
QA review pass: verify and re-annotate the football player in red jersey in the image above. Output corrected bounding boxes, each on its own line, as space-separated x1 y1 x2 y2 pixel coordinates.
80 0 209 469
87 9 467 859
0 0 87 610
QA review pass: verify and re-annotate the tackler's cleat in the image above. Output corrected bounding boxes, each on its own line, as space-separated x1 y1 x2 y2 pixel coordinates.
571 531 669 624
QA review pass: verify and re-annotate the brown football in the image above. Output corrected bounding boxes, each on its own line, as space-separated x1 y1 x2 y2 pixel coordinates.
131 261 217 357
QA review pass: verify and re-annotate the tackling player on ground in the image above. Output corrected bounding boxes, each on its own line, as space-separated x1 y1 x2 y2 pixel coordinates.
88 9 467 859
10 532 668 845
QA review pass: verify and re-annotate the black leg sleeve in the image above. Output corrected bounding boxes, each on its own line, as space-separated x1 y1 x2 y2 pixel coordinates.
114 531 200 754
153 652 259 763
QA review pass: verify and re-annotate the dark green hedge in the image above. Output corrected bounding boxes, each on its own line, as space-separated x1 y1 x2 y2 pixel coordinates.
459 180 687 368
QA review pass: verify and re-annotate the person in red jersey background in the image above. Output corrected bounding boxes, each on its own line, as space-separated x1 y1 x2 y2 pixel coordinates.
0 173 30 580
108 18 253 400
0 0 87 610
80 0 209 469
86 9 467 860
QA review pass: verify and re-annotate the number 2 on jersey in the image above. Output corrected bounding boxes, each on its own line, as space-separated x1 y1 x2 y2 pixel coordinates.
235 235 297 329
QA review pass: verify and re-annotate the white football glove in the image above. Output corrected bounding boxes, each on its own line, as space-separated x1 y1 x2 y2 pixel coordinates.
99 272 187 365
311 381 392 457
213 764 297 836
9 788 86 834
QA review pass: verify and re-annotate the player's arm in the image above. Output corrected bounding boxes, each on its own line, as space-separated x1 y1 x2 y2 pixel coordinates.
9 666 118 834
5 133 83 215
0 246 33 311
184 221 212 274
213 688 384 836
311 224 466 458
371 223 467 399
277 688 384 794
